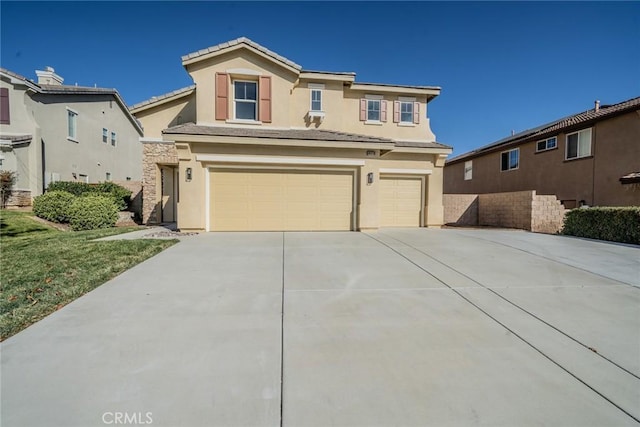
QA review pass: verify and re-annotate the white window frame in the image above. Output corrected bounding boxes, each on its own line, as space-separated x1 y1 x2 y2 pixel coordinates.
233 79 258 121
309 83 324 112
110 131 116 146
398 97 415 124
536 136 557 152
500 148 519 172
67 108 78 141
464 160 473 180
102 128 108 143
565 128 592 160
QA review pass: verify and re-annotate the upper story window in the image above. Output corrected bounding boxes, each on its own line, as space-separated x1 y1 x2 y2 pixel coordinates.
67 108 78 141
536 136 557 152
0 87 9 124
393 98 420 124
311 89 322 112
500 148 519 171
233 80 258 121
400 102 414 123
360 95 387 123
111 131 117 146
464 161 473 180
102 128 108 143
367 99 381 121
566 128 592 160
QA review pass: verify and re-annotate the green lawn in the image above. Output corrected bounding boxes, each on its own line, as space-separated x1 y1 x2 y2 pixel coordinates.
0 210 177 340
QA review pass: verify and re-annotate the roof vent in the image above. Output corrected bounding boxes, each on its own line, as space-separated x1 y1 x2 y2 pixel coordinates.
35 66 64 86
594 100 600 112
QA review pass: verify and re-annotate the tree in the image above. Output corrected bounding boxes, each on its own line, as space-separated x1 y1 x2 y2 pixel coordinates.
0 170 17 209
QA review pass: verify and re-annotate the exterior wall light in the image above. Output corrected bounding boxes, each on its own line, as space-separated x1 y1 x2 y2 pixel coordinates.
185 167 192 182
367 172 374 184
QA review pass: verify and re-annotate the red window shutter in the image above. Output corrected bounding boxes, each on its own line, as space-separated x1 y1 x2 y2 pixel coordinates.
359 99 367 121
393 101 400 123
259 75 272 123
413 102 420 124
380 100 388 122
0 88 9 124
215 72 228 120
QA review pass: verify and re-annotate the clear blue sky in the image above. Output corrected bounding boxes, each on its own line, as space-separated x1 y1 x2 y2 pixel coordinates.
1 1 638 156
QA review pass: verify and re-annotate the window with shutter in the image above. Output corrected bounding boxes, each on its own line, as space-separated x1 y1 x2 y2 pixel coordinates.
215 72 229 120
0 88 9 124
258 75 271 123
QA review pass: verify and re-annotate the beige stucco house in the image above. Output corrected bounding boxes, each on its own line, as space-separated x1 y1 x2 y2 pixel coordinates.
131 37 452 231
0 67 143 205
444 96 640 208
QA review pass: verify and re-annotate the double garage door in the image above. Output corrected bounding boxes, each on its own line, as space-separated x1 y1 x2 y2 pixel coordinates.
209 169 424 231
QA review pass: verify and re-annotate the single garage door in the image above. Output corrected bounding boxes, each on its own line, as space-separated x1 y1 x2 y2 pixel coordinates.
209 168 354 231
380 176 423 227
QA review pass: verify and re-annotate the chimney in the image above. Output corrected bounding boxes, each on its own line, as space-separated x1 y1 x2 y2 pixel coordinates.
35 66 64 86
594 100 600 112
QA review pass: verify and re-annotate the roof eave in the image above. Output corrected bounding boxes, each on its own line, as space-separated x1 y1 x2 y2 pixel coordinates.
130 87 195 114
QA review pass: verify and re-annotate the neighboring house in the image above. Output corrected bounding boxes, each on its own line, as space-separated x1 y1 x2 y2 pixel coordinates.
444 97 640 208
131 37 452 231
0 67 143 205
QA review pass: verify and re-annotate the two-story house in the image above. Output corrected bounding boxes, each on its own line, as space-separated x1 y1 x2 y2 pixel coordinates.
0 67 143 206
444 97 640 208
131 37 452 231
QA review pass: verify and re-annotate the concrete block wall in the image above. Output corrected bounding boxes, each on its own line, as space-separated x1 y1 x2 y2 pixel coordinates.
479 190 533 230
142 142 178 224
444 191 567 234
443 194 478 225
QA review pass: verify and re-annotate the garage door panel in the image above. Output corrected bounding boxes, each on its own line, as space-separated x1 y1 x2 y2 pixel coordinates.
210 169 353 231
380 176 422 227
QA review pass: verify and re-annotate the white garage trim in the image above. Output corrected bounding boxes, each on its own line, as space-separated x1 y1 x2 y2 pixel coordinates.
196 154 365 166
205 165 359 232
379 168 432 175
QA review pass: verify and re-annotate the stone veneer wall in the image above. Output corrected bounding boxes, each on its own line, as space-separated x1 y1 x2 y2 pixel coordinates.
443 194 478 225
444 191 567 233
113 180 142 218
142 142 178 224
4 190 32 207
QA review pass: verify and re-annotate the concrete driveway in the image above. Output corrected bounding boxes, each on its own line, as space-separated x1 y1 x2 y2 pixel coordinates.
2 228 639 426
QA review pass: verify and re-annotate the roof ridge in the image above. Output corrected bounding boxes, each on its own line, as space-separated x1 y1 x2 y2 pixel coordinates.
129 85 196 110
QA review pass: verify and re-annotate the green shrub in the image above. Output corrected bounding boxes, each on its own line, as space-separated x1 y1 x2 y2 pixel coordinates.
32 191 77 223
47 181 91 196
92 182 131 211
68 195 119 231
562 207 640 244
47 181 131 211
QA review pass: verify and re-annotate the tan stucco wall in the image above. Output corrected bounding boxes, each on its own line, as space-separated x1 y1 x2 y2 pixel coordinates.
444 111 640 207
165 141 444 231
135 93 196 138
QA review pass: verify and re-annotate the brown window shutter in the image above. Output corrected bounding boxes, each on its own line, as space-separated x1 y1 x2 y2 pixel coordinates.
380 100 388 122
359 99 367 121
413 102 420 124
215 72 228 120
259 75 272 123
393 101 400 123
0 88 9 124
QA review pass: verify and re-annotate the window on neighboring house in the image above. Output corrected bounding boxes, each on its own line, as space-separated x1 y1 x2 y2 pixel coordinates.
79 174 88 183
536 136 557 152
0 87 9 124
400 102 413 123
102 128 108 143
501 148 519 171
105 172 111 181
367 99 381 121
311 89 322 111
111 131 116 146
67 109 78 140
566 128 592 160
234 80 258 120
464 161 473 180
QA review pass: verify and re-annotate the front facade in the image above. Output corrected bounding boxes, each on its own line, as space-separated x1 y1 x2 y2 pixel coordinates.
444 97 640 208
132 37 451 231
0 67 143 205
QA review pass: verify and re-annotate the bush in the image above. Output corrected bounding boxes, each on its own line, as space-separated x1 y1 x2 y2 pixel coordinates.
92 182 131 211
562 207 640 244
47 181 131 211
68 195 119 231
0 170 17 209
32 191 77 223
47 181 91 197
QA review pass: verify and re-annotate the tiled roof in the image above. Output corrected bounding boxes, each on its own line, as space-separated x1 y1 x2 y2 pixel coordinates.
301 69 356 76
352 81 442 91
0 134 33 145
447 96 640 164
39 84 118 95
395 140 452 150
163 123 393 143
129 85 195 111
0 67 31 83
182 37 302 71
